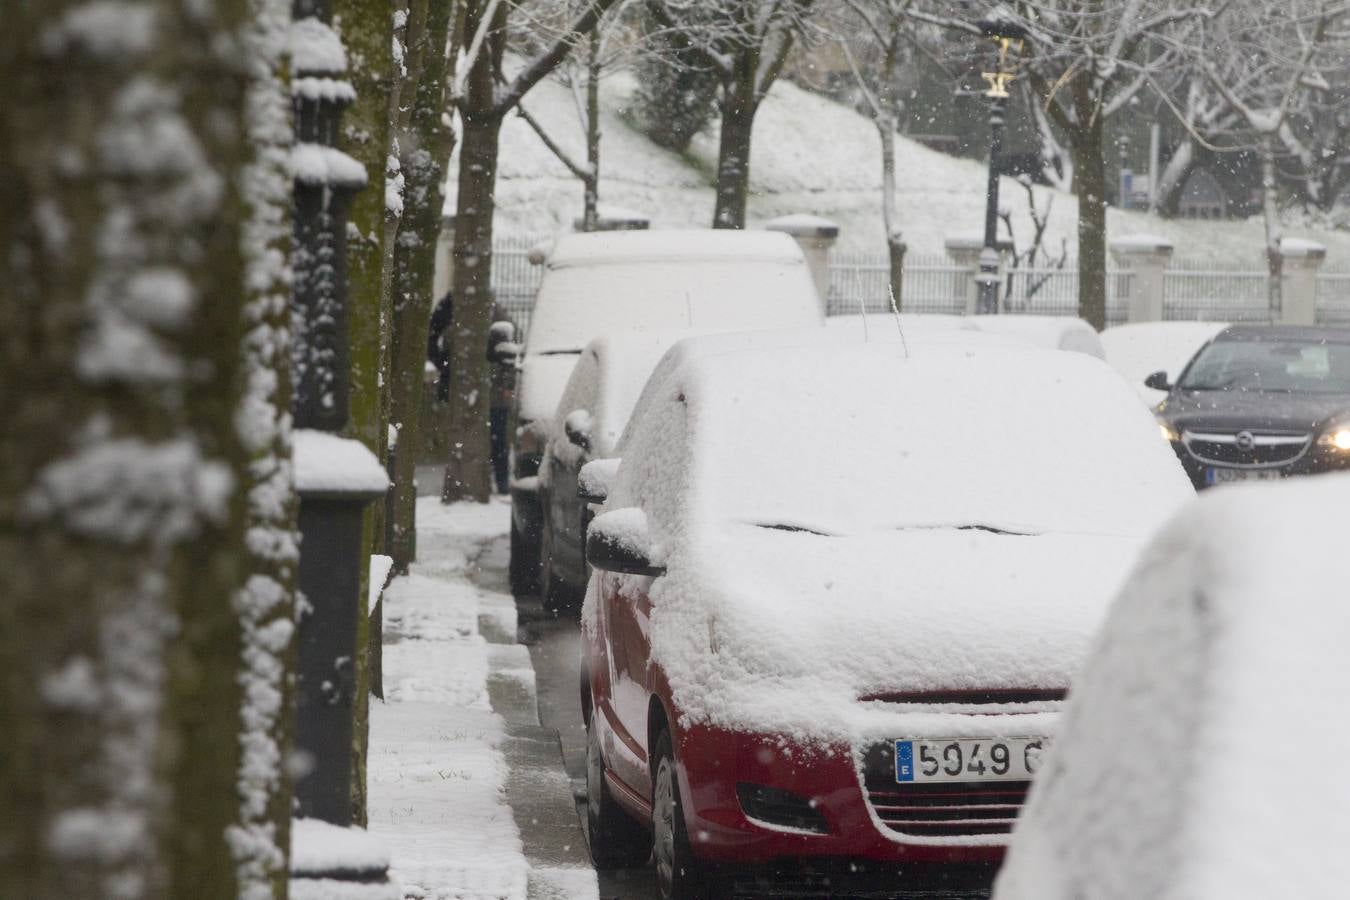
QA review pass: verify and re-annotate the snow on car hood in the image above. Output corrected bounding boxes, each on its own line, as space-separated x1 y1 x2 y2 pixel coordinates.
646 522 1141 742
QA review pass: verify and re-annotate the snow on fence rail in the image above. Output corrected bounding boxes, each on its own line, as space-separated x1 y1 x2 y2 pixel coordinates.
483 236 1350 340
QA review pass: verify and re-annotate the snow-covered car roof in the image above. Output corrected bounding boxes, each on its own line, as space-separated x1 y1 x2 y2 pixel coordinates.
1100 320 1229 404
828 314 1104 358
600 339 1193 742
545 228 804 267
522 231 822 359
549 330 702 460
995 474 1350 900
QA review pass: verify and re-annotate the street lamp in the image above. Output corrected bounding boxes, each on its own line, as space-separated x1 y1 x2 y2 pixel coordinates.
975 17 1027 314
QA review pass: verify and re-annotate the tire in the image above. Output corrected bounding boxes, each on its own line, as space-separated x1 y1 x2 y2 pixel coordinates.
509 515 539 596
586 717 652 869
652 731 723 900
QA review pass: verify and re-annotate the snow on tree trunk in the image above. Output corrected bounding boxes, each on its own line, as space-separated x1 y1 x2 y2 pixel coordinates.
332 0 395 825
0 0 260 896
233 2 298 896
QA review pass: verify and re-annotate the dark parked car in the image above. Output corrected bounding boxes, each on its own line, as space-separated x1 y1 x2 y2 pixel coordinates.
1151 325 1350 489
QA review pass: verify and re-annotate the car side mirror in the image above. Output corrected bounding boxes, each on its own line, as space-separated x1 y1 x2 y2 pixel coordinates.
491 341 522 365
578 458 619 505
586 509 664 577
564 409 592 451
489 320 515 344
1144 370 1172 391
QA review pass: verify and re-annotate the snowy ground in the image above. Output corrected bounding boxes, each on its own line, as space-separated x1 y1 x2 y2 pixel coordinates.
368 498 598 900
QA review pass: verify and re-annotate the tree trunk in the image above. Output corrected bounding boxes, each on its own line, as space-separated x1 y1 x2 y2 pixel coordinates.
712 60 759 229
582 31 601 232
877 117 903 309
388 0 456 567
1262 136 1284 315
333 0 395 825
441 111 502 502
0 0 257 896
1074 120 1109 330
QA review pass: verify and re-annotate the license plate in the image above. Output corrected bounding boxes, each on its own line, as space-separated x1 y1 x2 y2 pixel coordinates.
895 738 1046 784
1205 467 1282 486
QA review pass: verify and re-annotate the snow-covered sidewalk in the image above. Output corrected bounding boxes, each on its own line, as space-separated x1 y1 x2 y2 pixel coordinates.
368 497 598 900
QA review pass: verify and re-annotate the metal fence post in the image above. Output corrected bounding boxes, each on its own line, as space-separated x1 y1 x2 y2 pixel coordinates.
1109 234 1173 323
289 0 390 827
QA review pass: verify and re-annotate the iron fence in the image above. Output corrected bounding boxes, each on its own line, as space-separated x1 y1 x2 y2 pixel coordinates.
484 236 1350 335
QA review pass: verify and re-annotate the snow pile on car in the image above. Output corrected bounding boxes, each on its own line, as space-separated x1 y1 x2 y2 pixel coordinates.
995 474 1350 900
599 340 1193 743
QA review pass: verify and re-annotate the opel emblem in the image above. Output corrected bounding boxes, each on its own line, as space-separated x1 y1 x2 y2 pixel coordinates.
1235 431 1255 451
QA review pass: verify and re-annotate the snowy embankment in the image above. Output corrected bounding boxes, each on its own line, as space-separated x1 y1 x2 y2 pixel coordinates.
455 62 1350 264
367 499 566 900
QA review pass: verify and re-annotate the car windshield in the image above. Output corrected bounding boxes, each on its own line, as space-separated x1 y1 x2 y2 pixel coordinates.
1178 338 1350 394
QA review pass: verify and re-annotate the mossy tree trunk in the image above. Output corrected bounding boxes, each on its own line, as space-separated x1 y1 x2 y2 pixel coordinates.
333 0 396 826
388 0 459 569
0 0 264 896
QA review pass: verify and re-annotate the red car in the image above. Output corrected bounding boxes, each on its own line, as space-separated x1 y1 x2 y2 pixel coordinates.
579 337 1193 898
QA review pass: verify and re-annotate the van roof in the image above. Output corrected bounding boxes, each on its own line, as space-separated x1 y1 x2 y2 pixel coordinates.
546 229 804 268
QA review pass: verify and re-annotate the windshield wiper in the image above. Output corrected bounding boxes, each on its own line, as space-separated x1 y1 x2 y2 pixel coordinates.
753 522 835 537
954 524 1036 536
897 523 1039 537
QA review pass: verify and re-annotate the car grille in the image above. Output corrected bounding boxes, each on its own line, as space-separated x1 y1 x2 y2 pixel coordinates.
859 690 1058 839
1183 430 1310 467
861 752 1028 838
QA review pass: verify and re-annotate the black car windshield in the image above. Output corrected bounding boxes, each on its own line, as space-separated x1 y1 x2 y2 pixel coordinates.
1178 339 1350 394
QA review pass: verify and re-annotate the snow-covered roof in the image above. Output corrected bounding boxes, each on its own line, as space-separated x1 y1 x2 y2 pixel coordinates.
995 474 1350 900
1100 320 1228 404
598 339 1192 743
545 229 804 268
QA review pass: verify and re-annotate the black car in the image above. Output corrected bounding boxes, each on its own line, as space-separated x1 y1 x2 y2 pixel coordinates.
1151 325 1350 489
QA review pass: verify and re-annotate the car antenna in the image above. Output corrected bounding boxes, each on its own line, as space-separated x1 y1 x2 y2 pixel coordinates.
888 283 909 359
857 291 870 342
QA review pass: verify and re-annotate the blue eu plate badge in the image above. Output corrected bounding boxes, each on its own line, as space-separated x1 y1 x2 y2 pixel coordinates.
895 741 914 783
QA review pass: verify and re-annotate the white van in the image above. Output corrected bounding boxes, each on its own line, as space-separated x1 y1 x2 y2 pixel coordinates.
505 229 823 592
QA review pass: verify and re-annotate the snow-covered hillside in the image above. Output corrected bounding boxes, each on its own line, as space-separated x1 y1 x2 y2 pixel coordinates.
448 69 1350 264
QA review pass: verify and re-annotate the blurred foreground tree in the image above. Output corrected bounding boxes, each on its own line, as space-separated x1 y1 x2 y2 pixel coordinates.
0 0 294 896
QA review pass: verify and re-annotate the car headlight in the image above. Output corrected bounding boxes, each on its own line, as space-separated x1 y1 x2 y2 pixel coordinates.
1157 419 1180 443
1317 422 1350 451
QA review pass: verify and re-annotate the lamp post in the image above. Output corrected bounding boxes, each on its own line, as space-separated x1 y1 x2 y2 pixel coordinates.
975 19 1027 315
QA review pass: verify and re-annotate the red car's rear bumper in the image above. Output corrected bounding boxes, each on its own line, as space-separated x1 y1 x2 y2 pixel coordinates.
674 723 1007 867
